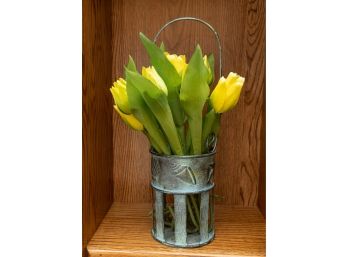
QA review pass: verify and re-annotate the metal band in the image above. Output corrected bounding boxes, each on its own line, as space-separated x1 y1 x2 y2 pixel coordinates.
153 17 222 78
151 182 215 195
150 149 216 159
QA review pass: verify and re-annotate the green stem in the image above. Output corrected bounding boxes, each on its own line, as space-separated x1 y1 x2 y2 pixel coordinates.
168 92 186 152
144 131 162 154
211 113 221 137
164 221 172 227
189 195 200 226
140 110 171 155
185 128 191 155
168 94 186 128
159 114 183 155
188 116 203 155
186 195 199 230
143 94 183 155
168 205 175 229
168 205 175 218
177 125 186 153
202 109 218 153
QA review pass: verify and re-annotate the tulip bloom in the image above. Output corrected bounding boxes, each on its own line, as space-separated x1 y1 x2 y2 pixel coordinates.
140 33 186 140
113 104 144 131
126 56 171 155
142 66 168 95
210 72 245 113
110 78 131 114
164 52 188 78
127 67 183 155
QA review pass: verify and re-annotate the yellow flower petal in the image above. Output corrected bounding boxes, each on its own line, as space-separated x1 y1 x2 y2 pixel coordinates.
114 105 144 131
119 78 126 85
210 77 227 113
165 52 188 78
210 72 245 113
141 66 168 95
220 73 244 112
110 78 131 114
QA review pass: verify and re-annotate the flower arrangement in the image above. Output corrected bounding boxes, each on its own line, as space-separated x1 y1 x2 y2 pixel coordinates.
110 33 245 156
110 32 245 244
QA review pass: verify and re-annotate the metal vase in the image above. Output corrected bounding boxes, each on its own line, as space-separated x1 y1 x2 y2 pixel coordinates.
151 151 216 248
150 16 220 248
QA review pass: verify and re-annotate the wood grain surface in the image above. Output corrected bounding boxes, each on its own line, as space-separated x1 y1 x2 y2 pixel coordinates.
83 0 114 256
258 101 266 218
88 202 266 257
111 0 266 206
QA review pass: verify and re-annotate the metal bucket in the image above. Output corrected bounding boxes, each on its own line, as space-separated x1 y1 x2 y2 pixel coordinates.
150 16 221 248
151 151 216 247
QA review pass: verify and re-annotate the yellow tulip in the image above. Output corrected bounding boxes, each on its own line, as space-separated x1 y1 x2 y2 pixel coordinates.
210 72 245 113
114 105 144 131
141 66 168 95
110 78 131 114
203 55 213 84
165 52 188 78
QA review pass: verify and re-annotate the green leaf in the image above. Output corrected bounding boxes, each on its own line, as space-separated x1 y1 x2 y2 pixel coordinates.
180 45 210 154
126 68 184 155
139 32 185 128
185 129 192 155
176 125 185 154
126 55 137 72
139 32 181 91
208 53 215 85
125 57 171 155
144 130 162 154
160 42 166 52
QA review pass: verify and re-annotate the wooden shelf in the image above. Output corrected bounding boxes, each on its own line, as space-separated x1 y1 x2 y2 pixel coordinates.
87 202 265 257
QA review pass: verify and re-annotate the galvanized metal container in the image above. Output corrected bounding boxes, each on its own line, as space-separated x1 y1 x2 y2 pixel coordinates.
150 16 221 248
151 151 216 247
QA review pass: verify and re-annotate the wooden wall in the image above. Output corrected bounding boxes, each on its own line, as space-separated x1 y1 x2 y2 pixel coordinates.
111 0 266 208
82 0 114 256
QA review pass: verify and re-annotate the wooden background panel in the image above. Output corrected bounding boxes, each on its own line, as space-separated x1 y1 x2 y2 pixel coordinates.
112 0 154 203
258 93 266 217
82 0 114 256
112 0 265 206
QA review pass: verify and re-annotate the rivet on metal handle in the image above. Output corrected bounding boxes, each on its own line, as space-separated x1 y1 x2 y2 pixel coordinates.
153 17 222 78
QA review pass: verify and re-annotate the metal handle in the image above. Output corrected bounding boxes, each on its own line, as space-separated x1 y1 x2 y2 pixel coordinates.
154 17 222 78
